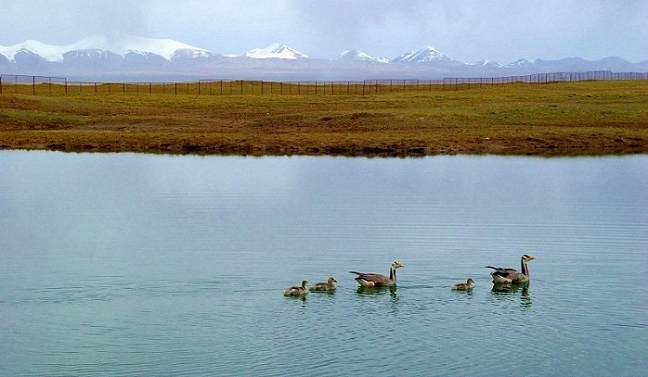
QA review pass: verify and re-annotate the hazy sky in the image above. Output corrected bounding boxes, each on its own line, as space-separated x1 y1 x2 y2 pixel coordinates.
1 0 647 63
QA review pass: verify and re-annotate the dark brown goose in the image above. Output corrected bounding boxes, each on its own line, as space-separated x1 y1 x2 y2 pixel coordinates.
486 254 536 284
350 261 404 287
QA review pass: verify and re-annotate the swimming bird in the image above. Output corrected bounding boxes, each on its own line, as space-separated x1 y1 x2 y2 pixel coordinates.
309 277 337 292
350 261 404 287
452 278 474 291
283 280 309 296
486 254 536 284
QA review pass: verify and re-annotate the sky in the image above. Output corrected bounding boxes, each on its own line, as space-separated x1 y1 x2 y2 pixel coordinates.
1 0 647 63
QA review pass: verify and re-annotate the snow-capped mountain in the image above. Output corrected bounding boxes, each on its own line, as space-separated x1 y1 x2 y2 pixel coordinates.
0 34 209 62
390 46 462 64
0 35 645 81
472 60 505 68
241 43 307 59
334 49 383 63
505 58 535 69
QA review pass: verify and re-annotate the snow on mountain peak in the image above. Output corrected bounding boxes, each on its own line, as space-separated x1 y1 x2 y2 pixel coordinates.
0 39 68 62
334 49 381 62
472 59 504 67
242 43 308 59
75 35 209 60
391 46 460 64
0 34 209 62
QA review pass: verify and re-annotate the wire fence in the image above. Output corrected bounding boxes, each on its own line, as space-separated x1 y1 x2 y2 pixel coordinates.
1 71 646 97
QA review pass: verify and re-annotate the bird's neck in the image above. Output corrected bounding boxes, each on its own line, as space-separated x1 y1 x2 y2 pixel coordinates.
521 258 529 276
390 267 396 281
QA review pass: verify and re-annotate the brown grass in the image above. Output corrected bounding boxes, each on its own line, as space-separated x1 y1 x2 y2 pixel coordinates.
1 80 647 156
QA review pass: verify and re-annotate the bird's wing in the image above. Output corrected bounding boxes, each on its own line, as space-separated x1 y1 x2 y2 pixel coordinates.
486 266 516 272
357 273 390 283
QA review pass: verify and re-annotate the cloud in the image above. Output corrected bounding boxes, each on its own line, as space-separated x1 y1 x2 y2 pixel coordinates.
1 0 647 63
287 0 648 62
143 0 298 54
287 1 452 58
0 0 147 45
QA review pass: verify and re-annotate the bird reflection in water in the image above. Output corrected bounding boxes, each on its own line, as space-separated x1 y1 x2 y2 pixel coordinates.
491 282 532 307
356 284 398 297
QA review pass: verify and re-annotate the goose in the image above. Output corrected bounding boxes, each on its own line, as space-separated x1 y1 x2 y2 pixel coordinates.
350 261 404 287
309 277 337 292
452 278 474 291
486 254 536 284
283 280 309 296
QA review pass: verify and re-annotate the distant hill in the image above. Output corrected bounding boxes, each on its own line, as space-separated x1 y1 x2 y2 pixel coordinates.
1 34 646 82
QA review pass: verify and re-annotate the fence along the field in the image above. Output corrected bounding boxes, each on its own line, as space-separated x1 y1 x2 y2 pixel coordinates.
1 70 646 96
0 74 68 95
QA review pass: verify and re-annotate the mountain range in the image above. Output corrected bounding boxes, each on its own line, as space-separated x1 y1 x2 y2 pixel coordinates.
1 35 646 82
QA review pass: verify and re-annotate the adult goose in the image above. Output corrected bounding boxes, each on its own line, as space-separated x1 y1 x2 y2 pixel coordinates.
486 254 536 284
283 280 309 296
309 277 337 292
350 261 404 287
452 278 474 291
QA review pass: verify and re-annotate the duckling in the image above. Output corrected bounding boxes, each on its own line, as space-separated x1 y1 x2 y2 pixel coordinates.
350 261 404 287
486 254 536 284
309 277 337 292
283 280 308 296
452 278 474 291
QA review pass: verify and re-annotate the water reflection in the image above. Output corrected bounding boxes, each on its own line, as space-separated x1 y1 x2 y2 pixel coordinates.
355 285 398 297
308 290 336 296
451 288 474 296
491 283 532 307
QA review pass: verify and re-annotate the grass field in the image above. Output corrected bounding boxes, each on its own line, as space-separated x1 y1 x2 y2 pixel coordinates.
0 80 646 156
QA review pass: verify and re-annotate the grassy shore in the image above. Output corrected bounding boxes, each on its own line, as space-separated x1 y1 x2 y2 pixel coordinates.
1 80 646 156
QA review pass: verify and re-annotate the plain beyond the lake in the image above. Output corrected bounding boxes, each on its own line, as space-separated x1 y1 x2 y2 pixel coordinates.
0 80 646 156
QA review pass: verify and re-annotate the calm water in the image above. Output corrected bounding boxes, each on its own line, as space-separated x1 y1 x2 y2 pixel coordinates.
1 151 646 376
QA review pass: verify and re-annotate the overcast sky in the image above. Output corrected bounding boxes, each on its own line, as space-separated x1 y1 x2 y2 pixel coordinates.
1 0 647 63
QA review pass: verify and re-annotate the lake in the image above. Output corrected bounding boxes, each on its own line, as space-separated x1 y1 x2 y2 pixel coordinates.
1 151 646 376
